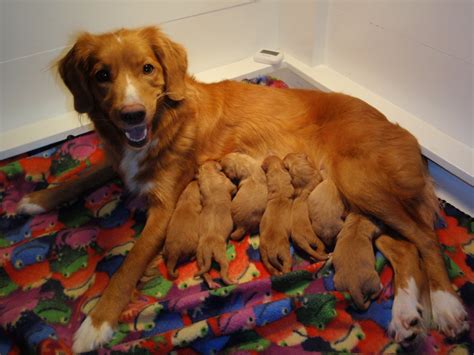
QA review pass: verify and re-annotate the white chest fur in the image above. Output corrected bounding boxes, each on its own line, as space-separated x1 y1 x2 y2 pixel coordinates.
119 146 156 195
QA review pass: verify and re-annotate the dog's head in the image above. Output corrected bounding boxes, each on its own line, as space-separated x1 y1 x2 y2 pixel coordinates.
58 27 187 149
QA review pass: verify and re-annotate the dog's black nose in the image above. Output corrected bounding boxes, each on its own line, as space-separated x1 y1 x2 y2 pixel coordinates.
120 105 146 125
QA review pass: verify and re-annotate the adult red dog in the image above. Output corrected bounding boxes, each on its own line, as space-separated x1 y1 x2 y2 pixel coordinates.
17 27 467 351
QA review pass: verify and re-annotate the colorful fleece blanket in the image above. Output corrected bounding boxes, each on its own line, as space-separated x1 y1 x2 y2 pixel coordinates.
0 77 473 354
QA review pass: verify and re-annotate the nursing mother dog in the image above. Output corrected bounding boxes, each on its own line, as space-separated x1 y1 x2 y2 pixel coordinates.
16 27 468 351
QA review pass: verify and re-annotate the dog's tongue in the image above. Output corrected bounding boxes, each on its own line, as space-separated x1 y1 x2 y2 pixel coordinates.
124 125 147 143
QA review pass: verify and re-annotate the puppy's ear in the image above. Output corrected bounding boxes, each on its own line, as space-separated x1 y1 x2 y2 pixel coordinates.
144 27 188 101
58 35 94 114
215 162 223 172
261 158 270 173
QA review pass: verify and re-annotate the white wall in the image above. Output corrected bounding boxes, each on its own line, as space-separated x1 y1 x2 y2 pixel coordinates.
279 0 472 150
324 0 473 149
0 0 278 133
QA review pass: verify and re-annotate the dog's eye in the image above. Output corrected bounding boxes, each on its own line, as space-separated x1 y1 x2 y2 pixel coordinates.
143 64 154 74
95 69 111 83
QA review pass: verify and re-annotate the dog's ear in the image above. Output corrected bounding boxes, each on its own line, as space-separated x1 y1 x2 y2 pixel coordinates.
143 27 188 101
58 35 94 114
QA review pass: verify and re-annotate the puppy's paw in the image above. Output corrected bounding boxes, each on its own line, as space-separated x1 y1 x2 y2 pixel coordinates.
333 268 381 310
72 316 114 353
259 240 292 275
431 290 469 338
16 195 46 215
388 278 427 347
291 231 328 261
196 239 233 285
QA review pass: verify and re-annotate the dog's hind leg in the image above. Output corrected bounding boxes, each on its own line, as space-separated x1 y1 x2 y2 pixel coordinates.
17 162 115 215
375 234 430 348
330 151 469 338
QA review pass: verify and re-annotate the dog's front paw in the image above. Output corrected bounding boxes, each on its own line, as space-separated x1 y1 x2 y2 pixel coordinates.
431 290 469 338
72 316 114 353
388 279 427 348
16 195 46 215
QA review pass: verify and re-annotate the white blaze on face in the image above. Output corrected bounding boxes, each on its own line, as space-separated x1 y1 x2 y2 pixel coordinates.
114 34 122 43
124 75 141 105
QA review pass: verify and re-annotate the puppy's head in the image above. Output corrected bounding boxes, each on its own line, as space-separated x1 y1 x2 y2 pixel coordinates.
283 153 320 188
58 26 188 149
261 155 284 174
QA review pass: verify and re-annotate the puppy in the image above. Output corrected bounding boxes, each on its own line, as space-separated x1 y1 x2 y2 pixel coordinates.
220 152 267 240
283 153 328 260
332 213 382 310
196 160 236 285
308 168 346 249
163 180 201 279
259 155 294 275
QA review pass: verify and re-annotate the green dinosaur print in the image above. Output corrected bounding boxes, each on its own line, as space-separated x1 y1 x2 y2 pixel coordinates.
209 284 237 297
0 269 18 297
34 299 72 324
50 154 79 177
226 244 236 261
296 293 337 329
140 276 173 298
51 247 88 277
271 270 313 296
0 162 23 178
442 253 464 280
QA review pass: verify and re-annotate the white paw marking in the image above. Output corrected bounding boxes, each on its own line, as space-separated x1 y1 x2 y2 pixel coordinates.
389 278 426 346
72 316 113 353
16 197 45 215
431 290 469 338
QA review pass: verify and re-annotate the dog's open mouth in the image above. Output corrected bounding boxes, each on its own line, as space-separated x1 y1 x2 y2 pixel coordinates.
123 125 150 148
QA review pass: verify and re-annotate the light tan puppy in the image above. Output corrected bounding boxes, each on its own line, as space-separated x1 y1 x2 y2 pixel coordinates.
259 156 294 275
220 152 267 240
163 180 201 279
308 169 346 249
196 160 236 285
283 153 328 260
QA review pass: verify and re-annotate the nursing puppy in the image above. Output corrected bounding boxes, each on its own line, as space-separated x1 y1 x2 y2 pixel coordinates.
332 213 382 310
283 153 328 260
220 152 267 240
259 156 294 275
308 169 346 249
195 160 236 285
17 26 465 351
163 180 201 279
